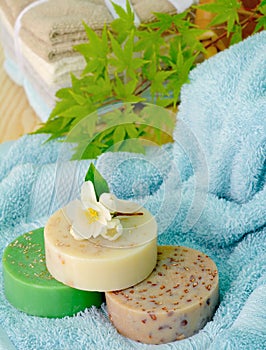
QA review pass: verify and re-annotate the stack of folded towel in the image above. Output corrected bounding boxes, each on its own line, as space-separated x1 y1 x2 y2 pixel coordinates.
0 0 195 121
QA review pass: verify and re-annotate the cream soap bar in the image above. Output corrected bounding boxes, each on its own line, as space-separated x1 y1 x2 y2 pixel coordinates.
2 229 103 318
44 208 157 291
106 246 219 344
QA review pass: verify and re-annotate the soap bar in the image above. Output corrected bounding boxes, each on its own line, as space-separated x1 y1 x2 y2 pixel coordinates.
2 229 104 318
44 208 157 291
106 246 219 344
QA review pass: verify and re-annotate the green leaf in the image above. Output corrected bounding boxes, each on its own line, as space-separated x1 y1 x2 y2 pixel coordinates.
255 16 266 32
125 124 139 138
55 87 73 99
113 125 126 144
210 12 231 26
109 32 127 72
118 138 145 154
66 112 98 141
84 163 110 200
75 143 102 160
140 104 175 131
179 28 206 53
81 74 113 103
75 24 109 77
109 32 146 80
102 104 143 127
33 117 72 136
111 0 135 43
49 94 76 120
79 23 109 60
150 70 172 99
147 12 175 33
135 29 162 53
230 24 242 45
259 0 266 12
56 105 89 119
172 12 191 29
113 76 142 102
200 0 240 34
198 3 225 14
68 91 87 105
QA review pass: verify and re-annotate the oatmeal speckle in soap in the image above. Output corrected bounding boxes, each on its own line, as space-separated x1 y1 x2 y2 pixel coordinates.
106 246 219 344
44 207 157 291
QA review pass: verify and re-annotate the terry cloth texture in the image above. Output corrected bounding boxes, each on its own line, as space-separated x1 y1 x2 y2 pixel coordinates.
0 0 194 62
0 31 265 349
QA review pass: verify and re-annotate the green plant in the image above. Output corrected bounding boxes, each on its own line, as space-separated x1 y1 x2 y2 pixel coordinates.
35 0 265 159
198 0 266 46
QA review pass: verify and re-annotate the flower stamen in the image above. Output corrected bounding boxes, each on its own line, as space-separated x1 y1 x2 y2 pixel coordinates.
85 208 99 224
105 228 118 239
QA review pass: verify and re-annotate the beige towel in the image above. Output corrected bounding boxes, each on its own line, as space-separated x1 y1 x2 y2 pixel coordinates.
20 0 113 43
0 0 33 26
20 0 114 61
132 0 177 23
0 0 186 62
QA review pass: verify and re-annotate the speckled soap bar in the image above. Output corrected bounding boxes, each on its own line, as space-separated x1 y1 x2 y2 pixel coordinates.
44 208 157 292
2 229 104 317
106 245 219 344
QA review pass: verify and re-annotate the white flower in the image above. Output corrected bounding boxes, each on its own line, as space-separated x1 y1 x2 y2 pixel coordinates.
102 219 123 241
63 181 142 242
64 181 112 240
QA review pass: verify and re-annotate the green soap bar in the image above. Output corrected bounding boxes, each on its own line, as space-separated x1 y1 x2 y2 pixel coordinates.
2 228 104 318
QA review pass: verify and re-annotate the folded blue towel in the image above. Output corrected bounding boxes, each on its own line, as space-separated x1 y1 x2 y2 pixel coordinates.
3 56 53 122
0 31 266 349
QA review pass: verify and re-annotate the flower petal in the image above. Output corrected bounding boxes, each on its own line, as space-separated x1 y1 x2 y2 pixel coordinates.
99 193 117 212
101 219 123 241
81 181 97 206
62 199 83 224
63 199 107 240
71 218 107 240
88 222 107 238
69 226 84 240
100 193 141 213
96 202 112 224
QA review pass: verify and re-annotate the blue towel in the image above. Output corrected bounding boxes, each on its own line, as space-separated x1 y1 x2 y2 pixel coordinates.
0 31 266 349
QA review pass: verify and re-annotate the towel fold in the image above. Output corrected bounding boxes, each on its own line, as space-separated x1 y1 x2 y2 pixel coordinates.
0 32 265 350
0 135 93 232
19 0 112 62
173 30 266 204
21 40 86 85
209 283 266 350
0 0 191 63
